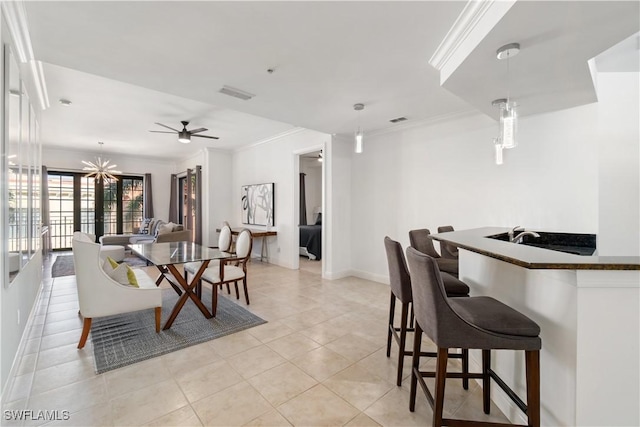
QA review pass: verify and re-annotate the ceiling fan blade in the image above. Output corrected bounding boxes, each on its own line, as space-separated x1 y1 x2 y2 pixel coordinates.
154 122 180 132
192 134 219 140
188 127 208 134
149 130 176 134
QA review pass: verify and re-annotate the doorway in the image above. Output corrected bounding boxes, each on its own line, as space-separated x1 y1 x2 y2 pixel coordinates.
298 149 324 274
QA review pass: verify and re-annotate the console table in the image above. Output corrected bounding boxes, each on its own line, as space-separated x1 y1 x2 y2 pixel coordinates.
216 227 277 262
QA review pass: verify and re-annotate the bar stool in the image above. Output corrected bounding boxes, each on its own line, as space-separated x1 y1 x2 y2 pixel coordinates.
383 237 470 387
437 225 458 260
405 247 541 427
409 229 459 277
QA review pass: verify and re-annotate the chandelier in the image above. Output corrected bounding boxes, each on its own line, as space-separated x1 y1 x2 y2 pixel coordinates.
82 142 121 182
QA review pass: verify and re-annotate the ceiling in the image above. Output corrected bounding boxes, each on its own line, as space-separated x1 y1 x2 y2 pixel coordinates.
22 1 639 160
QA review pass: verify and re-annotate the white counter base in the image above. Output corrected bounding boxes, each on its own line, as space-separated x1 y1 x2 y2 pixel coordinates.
460 249 639 426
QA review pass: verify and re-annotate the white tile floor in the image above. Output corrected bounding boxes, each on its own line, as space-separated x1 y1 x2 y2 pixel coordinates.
1 254 509 426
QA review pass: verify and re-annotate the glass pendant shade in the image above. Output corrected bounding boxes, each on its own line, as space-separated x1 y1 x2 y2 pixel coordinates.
355 129 363 154
494 138 504 165
498 100 517 149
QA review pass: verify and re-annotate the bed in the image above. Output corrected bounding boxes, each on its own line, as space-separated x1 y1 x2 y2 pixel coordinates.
299 216 322 260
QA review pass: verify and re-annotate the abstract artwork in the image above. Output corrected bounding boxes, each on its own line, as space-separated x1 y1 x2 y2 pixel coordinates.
241 183 274 226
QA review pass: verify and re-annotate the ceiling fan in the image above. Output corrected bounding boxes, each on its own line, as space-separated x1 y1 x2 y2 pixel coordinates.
150 121 219 143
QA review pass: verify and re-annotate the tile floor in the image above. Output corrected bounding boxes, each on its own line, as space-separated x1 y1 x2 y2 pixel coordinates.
1 254 509 426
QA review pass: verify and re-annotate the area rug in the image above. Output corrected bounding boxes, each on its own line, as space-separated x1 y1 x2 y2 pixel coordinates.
51 253 148 278
91 287 266 374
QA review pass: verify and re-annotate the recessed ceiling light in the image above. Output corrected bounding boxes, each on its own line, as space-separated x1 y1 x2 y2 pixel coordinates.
59 99 72 106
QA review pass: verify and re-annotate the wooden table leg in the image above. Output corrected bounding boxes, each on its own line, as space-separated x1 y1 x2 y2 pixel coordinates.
162 261 211 330
154 265 183 296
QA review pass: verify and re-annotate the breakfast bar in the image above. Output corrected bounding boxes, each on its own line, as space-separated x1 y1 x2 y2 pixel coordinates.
431 228 640 427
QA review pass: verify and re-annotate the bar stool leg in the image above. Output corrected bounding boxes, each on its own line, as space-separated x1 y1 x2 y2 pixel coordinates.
525 350 541 427
397 301 410 386
482 349 491 414
462 348 469 390
434 347 449 427
386 293 396 357
409 323 423 412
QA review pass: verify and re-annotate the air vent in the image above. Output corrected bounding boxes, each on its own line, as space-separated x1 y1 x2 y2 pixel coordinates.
219 85 255 101
390 117 408 123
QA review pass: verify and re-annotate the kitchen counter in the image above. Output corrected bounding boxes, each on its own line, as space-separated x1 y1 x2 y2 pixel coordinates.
431 227 640 270
429 227 639 426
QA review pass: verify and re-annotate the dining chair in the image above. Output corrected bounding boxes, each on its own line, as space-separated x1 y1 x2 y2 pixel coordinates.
184 221 233 294
408 228 459 277
192 228 253 315
72 232 162 349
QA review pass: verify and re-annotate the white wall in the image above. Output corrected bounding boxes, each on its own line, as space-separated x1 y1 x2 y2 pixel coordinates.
42 147 176 222
351 101 607 282
596 72 640 256
231 129 331 269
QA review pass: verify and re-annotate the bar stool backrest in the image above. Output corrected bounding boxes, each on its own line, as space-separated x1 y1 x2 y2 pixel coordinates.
406 247 466 347
408 229 441 258
384 237 412 303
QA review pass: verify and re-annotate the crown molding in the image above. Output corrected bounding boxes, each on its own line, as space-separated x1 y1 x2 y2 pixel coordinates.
2 1 50 110
1 1 33 63
234 127 308 153
367 109 480 138
428 0 516 81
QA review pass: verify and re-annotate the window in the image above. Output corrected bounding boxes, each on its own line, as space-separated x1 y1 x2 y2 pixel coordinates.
47 172 144 249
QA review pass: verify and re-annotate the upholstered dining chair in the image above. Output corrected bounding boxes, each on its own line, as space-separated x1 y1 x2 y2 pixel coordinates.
72 232 162 349
184 221 233 294
384 237 470 387
437 225 459 260
408 228 459 277
190 228 253 316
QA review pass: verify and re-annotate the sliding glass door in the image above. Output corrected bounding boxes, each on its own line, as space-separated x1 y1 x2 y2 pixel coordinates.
47 172 143 249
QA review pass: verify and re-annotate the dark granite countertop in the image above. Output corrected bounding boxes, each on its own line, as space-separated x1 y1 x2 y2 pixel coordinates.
431 227 640 270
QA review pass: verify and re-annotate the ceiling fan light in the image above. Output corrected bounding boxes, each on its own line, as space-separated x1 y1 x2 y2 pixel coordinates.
178 131 191 144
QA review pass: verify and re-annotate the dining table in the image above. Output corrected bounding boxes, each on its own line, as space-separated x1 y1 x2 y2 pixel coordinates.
129 241 231 330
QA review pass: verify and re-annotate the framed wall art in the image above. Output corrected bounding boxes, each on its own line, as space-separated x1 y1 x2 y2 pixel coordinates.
241 182 274 226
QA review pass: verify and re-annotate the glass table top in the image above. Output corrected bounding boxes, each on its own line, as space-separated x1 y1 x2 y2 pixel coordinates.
129 242 231 266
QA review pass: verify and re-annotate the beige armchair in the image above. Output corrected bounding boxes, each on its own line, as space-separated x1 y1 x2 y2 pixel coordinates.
72 232 163 349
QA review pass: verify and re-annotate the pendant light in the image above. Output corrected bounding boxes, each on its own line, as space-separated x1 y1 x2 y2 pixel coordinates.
492 43 520 162
354 103 364 154
82 142 121 182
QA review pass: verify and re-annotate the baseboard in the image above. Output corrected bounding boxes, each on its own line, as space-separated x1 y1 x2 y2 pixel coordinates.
323 269 352 280
349 269 389 285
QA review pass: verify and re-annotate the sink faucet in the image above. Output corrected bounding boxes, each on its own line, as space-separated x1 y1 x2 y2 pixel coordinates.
508 226 524 242
511 228 541 244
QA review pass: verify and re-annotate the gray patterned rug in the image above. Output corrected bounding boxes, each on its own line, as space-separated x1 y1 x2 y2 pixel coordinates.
91 287 266 374
51 254 147 277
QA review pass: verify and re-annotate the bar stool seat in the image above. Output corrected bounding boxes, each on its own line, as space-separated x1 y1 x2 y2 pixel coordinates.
406 247 541 427
450 297 540 337
383 237 470 387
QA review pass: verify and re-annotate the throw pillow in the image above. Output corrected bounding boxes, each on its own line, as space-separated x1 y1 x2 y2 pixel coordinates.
102 257 139 287
139 218 154 235
157 222 175 236
151 220 166 237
